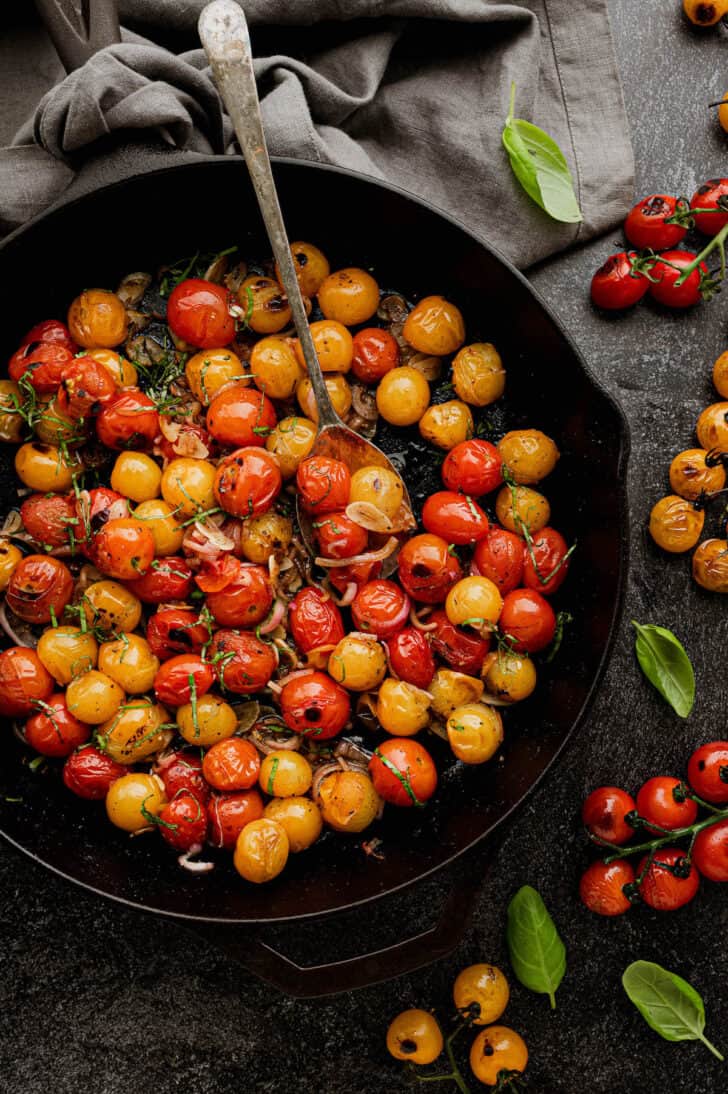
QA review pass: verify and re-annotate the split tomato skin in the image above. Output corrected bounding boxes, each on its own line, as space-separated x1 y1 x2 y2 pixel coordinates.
96 388 160 450
690 178 728 236
208 629 278 694
687 740 728 803
397 533 462 604
579 859 635 916
20 493 77 550
24 694 91 757
385 627 436 690
296 456 351 514
648 250 707 308
200 558 273 628
279 670 351 739
369 738 437 807
62 746 126 800
6 554 74 625
624 194 686 251
19 318 76 355
428 609 490 675
581 786 636 845
637 848 700 911
145 608 210 661
421 491 489 545
590 252 650 310
167 278 235 348
8 342 74 390
288 586 345 655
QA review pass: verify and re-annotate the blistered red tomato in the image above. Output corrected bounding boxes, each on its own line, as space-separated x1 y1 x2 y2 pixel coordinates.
385 628 436 690
62 746 126 800
96 388 159 450
296 456 351 514
369 738 437 807
397 533 462 604
313 511 368 559
590 252 650 311
441 439 503 497
57 356 117 418
19 318 76 354
279 670 351 739
146 608 211 660
581 786 636 845
522 527 571 596
153 654 215 707
200 559 273 628
637 848 699 911
0 646 54 717
156 750 210 805
214 447 282 518
472 527 524 595
422 491 488 545
202 738 261 792
24 693 90 757
167 277 235 348
690 178 728 236
351 580 410 638
8 342 73 390
648 250 707 309
351 328 400 383
687 741 728 804
92 518 155 581
20 493 77 549
428 609 491 675
635 776 698 834
159 792 209 851
6 555 74 624
208 629 278 693
498 588 556 653
288 586 346 654
624 194 686 251
206 385 277 448
208 790 264 849
327 559 383 596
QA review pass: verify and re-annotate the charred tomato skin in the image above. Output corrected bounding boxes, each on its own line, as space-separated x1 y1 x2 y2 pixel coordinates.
145 608 211 661
590 251 650 310
397 533 462 604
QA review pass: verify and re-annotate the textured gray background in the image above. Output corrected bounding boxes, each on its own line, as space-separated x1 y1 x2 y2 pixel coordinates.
1 4 728 1093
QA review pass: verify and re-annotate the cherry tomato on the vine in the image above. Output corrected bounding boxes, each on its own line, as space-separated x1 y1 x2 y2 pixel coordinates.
692 820 728 882
635 776 698 834
624 194 687 251
590 252 651 310
690 178 728 236
648 250 707 309
579 859 635 917
687 740 728 804
637 848 699 911
369 738 437 807
581 786 636 845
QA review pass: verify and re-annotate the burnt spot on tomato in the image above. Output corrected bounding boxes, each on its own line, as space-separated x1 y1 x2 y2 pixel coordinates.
304 705 322 723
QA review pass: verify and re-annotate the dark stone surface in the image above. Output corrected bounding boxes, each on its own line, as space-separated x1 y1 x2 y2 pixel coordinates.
2 3 728 1093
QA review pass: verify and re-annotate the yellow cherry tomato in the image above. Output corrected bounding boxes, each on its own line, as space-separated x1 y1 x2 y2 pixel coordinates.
696 402 728 452
419 400 474 450
692 538 728 592
683 0 728 26
133 499 185 556
318 267 379 326
87 348 138 388
316 770 381 833
329 634 387 691
297 374 352 423
349 465 405 522
98 633 160 694
403 295 465 356
386 1009 444 1065
82 580 143 636
65 670 125 724
259 750 313 797
0 380 24 443
453 964 510 1025
265 415 317 478
106 772 167 833
376 678 430 736
37 625 98 685
452 343 505 406
161 457 216 518
185 347 246 405
250 336 303 398
239 276 292 334
234 818 289 883
430 668 484 719
68 289 128 349
376 367 431 427
177 693 238 747
469 1026 528 1086
446 576 503 630
713 350 728 396
481 651 537 703
240 511 293 564
495 484 550 536
99 698 171 764
669 447 725 500
294 320 354 374
498 429 559 484
263 796 322 852
110 451 162 503
446 703 503 764
649 495 705 553
0 541 22 591
276 241 330 297
15 442 79 493
33 396 79 446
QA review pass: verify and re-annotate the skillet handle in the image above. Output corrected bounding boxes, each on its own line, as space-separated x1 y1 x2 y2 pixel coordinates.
34 0 121 73
182 839 498 999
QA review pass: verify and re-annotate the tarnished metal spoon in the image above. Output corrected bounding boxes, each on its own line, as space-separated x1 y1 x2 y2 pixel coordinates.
198 0 414 576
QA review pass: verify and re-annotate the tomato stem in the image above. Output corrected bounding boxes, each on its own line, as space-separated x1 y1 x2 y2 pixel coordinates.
674 221 728 286
598 806 728 865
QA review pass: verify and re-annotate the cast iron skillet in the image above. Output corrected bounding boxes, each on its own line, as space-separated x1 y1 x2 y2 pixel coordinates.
0 0 629 995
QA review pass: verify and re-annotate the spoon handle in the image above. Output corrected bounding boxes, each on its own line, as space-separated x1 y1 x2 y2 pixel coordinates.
199 0 339 430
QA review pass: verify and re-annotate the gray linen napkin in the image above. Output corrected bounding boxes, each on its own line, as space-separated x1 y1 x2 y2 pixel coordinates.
0 0 634 268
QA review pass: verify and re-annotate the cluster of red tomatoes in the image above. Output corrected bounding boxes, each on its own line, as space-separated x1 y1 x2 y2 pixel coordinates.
579 740 728 915
590 179 728 310
0 239 571 884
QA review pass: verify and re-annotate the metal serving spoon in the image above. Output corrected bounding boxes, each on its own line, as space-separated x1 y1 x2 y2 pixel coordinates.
198 0 414 576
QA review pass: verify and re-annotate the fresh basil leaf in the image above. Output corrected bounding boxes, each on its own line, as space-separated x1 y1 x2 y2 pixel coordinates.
622 961 724 1060
506 885 566 1009
501 83 583 224
632 621 695 718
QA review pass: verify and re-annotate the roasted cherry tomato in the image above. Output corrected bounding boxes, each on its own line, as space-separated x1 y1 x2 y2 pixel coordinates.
428 609 490 675
19 318 76 354
214 447 282 518
24 693 90 757
8 342 73 390
624 194 687 250
351 580 410 638
687 740 728 804
637 848 699 911
351 327 400 383
690 178 728 236
199 558 273 628
207 790 265 849
125 557 194 604
649 250 707 308
145 607 211 660
397 533 462 604
579 860 635 917
313 511 368 560
202 737 261 792
327 559 383 596
158 791 208 851
422 491 488 545
441 439 503 497
6 554 74 624
590 251 650 310
62 745 126 800
157 420 215 462
77 486 128 551
581 786 636 845
385 627 436 690
0 646 54 717
279 670 351 739
92 517 155 581
318 267 380 326
57 356 117 418
498 588 556 653
167 277 235 348
472 527 524 595
156 749 210 805
420 397 474 452
153 654 214 707
635 776 698 834
68 289 128 348
296 456 351 514
96 388 159 450
402 295 465 356
208 628 278 693
522 527 571 595
288 586 346 656
20 492 77 550
369 738 437 807
692 819 728 882
206 384 277 448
